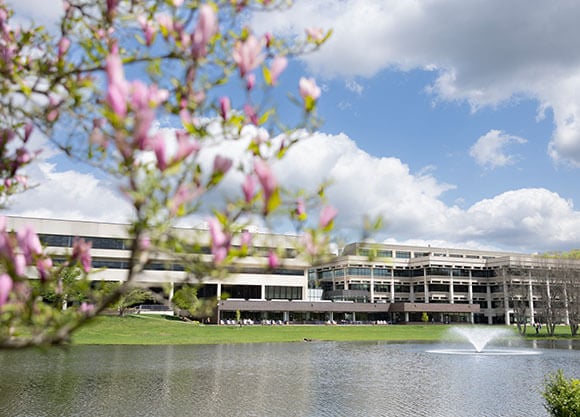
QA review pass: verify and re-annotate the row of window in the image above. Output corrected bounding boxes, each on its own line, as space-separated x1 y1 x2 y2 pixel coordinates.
39 233 298 259
355 248 492 260
313 267 499 279
75 258 304 276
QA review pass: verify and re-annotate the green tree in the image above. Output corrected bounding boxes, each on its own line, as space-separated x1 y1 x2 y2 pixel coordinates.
172 285 214 321
98 282 154 316
543 369 580 417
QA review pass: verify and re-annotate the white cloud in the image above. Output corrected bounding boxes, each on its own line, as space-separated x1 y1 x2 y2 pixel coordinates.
251 0 580 165
274 132 580 252
6 0 64 27
5 160 132 223
5 128 580 252
345 79 364 95
469 129 527 169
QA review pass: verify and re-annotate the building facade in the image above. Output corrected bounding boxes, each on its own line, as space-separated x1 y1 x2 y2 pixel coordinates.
310 242 580 325
6 216 580 325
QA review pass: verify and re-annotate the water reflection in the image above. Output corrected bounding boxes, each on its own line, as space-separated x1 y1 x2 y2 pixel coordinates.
1 341 579 417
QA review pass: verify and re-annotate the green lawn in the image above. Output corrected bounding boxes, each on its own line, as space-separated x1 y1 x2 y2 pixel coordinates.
72 315 451 345
71 315 580 345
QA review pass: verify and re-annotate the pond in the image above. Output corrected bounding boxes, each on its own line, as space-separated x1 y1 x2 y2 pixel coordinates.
1 339 579 416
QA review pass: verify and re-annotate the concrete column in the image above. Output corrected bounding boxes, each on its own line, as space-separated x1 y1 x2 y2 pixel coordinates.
404 312 410 323
528 272 535 324
283 311 290 322
468 272 473 305
449 269 454 304
503 269 510 325
487 284 493 324
563 284 570 326
370 267 375 302
217 282 222 299
424 268 429 304
352 312 356 323
390 272 395 303
261 284 266 300
470 312 474 324
546 278 551 325
410 280 415 302
168 282 175 302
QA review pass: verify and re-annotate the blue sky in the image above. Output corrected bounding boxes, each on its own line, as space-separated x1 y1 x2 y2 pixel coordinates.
8 0 580 254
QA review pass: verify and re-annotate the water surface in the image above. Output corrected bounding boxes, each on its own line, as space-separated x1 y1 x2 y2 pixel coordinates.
1 340 579 416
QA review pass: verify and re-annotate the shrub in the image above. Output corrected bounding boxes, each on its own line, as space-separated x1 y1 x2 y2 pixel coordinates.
542 369 580 417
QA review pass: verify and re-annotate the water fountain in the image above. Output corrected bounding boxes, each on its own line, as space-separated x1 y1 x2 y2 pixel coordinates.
428 326 542 355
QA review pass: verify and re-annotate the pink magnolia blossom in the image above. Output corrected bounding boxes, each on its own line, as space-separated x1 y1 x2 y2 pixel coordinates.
241 230 252 248
13 253 26 276
213 155 233 175
269 56 287 85
23 123 33 142
156 14 174 37
106 0 118 16
233 35 264 77
58 37 71 59
208 218 230 264
16 225 42 263
72 237 92 273
264 32 273 48
295 198 306 219
105 48 128 117
242 174 256 203
138 15 156 46
254 158 277 206
80 302 94 314
299 77 321 101
268 250 280 269
245 73 255 90
152 134 167 171
244 103 258 125
0 273 12 308
319 205 338 229
219 96 230 120
169 184 202 215
37 257 53 281
47 96 60 122
173 130 199 162
191 4 217 58
306 27 325 42
138 236 151 251
302 231 318 256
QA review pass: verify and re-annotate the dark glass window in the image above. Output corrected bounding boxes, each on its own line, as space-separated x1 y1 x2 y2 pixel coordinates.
265 286 302 300
430 283 449 292
84 236 127 250
38 234 73 247
427 267 451 276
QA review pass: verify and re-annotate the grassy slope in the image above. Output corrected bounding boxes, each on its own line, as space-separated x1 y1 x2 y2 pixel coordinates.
71 315 579 345
72 315 449 345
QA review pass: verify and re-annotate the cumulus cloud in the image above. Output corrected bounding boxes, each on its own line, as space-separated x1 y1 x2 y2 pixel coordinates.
251 0 580 165
5 127 580 252
5 160 132 223
274 133 580 252
469 130 527 169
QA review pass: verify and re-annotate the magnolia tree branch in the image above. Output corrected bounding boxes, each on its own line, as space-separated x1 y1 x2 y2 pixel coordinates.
0 0 338 348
